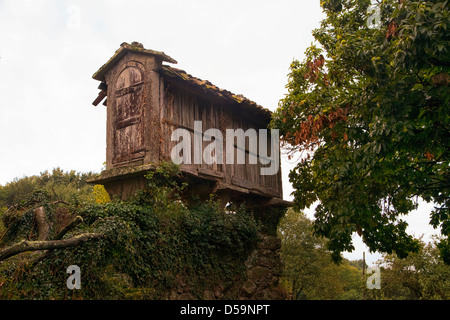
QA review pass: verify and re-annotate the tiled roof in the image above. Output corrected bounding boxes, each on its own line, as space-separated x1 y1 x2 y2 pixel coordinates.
159 65 272 121
92 42 272 121
92 42 177 81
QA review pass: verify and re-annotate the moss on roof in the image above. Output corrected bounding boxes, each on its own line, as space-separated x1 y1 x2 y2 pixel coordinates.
92 42 271 121
92 42 177 81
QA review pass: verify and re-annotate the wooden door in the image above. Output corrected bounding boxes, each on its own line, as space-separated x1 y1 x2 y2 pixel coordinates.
113 66 145 164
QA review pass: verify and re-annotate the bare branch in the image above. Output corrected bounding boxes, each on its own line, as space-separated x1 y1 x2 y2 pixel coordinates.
51 200 70 206
27 216 85 266
0 233 102 262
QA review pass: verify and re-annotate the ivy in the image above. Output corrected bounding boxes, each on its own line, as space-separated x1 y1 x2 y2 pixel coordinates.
1 190 55 245
0 163 259 299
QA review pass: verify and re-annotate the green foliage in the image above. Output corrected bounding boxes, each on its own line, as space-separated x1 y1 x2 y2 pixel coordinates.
379 237 450 300
278 209 363 300
0 168 97 208
0 163 259 299
278 210 450 300
0 168 97 247
271 0 449 263
70 197 257 298
0 190 55 245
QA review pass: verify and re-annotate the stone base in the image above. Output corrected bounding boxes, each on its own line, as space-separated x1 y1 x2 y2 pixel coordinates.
88 165 290 300
165 233 290 300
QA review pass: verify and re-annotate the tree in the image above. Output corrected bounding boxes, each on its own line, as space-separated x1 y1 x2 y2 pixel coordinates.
0 163 260 299
278 209 362 299
0 168 97 208
0 169 106 263
380 237 450 299
0 189 101 263
271 0 449 262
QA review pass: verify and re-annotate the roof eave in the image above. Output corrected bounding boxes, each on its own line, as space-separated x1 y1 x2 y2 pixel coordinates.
92 42 177 81
159 66 272 120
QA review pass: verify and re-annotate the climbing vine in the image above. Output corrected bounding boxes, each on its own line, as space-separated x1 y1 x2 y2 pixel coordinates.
0 163 259 299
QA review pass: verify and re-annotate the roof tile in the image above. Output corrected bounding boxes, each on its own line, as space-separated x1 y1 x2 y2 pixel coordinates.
160 65 272 119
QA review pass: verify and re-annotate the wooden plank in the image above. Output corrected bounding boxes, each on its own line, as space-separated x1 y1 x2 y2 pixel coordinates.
92 90 107 106
231 177 279 198
160 77 170 161
198 167 224 179
164 85 285 198
214 182 249 194
244 197 292 209
180 164 198 176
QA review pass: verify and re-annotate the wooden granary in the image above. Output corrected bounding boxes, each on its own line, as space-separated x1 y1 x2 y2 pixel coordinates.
89 42 288 208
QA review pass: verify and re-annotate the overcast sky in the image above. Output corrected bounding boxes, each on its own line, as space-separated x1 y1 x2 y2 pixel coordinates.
0 0 439 264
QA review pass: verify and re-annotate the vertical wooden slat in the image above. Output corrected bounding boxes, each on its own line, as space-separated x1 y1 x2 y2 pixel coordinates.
161 84 282 198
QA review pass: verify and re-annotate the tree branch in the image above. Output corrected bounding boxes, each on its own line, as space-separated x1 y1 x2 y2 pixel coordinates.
26 216 85 267
51 200 70 206
54 216 84 240
0 233 102 261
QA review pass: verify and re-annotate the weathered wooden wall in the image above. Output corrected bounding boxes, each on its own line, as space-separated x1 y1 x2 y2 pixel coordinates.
94 43 283 201
104 51 163 170
160 84 282 199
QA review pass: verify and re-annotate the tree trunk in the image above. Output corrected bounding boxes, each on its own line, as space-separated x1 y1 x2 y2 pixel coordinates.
28 215 85 266
35 206 49 241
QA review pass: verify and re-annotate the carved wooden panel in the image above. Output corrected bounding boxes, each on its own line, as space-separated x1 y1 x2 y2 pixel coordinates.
113 66 145 164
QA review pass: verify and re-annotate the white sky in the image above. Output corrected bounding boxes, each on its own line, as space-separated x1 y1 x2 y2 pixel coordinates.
0 0 439 264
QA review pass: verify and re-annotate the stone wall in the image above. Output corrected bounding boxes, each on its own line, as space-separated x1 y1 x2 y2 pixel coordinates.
241 233 286 299
165 232 289 300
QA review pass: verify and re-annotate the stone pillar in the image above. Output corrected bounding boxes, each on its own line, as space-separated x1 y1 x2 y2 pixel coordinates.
240 233 286 299
239 206 289 300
